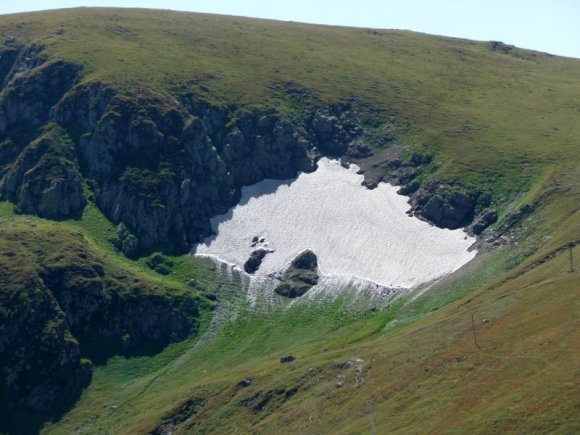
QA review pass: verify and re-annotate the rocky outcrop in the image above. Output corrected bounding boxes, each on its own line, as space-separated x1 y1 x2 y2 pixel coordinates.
356 150 484 229
346 149 491 231
489 41 515 53
469 209 498 235
151 397 206 435
38 257 198 354
0 43 496 258
0 48 81 180
409 180 490 230
0 124 86 218
51 84 323 255
274 250 319 298
0 52 80 135
308 107 363 156
502 203 535 229
0 45 20 85
420 191 475 229
0 274 91 419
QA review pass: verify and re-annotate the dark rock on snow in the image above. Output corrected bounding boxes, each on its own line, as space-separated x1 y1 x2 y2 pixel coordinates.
289 249 318 270
274 250 319 298
398 180 420 196
244 248 270 274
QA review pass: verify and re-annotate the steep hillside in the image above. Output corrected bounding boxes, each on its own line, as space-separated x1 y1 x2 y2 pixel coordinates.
0 7 578 434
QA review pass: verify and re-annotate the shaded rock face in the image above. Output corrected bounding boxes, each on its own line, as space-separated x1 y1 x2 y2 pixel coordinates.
51 83 330 255
47 82 364 256
422 192 474 228
38 262 198 350
0 274 92 417
470 209 498 235
0 53 80 139
0 124 86 218
0 49 85 220
410 180 489 230
274 250 319 298
0 45 20 85
308 107 362 156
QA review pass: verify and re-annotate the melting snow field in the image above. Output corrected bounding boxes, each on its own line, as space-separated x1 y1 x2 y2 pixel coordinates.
193 158 477 291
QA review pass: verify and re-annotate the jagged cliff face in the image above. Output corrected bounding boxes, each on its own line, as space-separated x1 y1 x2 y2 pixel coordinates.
53 85 320 255
0 44 373 256
0 124 86 219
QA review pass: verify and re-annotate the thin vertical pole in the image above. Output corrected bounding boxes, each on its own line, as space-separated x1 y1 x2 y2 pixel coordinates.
471 312 480 349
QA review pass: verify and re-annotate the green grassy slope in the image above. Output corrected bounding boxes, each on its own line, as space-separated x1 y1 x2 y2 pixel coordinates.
39 243 579 434
0 7 578 434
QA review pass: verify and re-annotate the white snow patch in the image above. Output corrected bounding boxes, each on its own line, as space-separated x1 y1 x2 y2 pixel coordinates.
193 158 476 290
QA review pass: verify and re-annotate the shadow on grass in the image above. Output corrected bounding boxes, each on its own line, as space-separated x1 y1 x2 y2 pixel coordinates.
79 335 173 366
0 335 180 435
0 369 92 435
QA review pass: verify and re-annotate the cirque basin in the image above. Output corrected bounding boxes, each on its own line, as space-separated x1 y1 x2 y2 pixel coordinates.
193 158 477 289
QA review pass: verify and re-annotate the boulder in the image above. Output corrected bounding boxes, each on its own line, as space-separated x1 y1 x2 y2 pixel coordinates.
398 180 420 196
410 152 433 166
238 379 252 387
470 209 498 235
309 108 359 156
274 250 319 298
503 203 535 229
244 248 270 274
417 187 478 229
290 249 318 270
